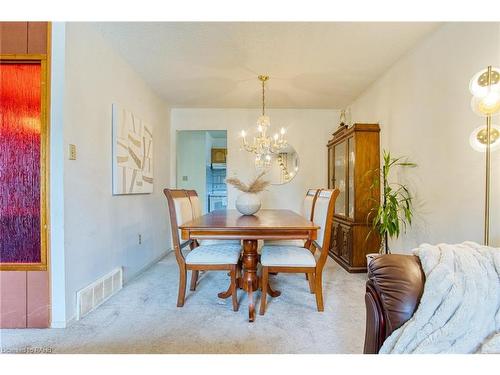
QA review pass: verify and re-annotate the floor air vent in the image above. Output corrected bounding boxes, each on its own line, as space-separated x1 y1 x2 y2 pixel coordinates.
76 267 123 320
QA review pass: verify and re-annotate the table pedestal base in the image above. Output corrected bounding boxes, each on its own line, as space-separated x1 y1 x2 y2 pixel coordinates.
241 240 259 321
217 239 281 322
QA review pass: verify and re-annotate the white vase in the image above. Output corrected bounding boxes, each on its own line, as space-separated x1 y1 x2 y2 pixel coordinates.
235 192 261 215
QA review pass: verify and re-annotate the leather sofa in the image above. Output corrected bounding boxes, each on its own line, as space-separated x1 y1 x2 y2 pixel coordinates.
363 254 426 354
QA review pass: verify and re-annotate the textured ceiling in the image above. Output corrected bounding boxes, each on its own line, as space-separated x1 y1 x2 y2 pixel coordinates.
95 22 441 109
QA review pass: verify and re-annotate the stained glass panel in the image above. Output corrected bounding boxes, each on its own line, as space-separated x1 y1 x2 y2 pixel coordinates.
0 63 42 264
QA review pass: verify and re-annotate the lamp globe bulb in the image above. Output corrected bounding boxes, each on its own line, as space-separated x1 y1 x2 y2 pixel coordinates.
471 94 500 117
469 67 500 98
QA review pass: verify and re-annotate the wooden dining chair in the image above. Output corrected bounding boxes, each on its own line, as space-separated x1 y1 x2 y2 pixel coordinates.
184 190 241 291
185 189 240 247
264 188 321 280
259 189 340 314
163 188 242 311
264 188 321 248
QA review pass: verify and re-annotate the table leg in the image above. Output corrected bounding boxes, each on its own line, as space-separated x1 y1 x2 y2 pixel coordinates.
258 275 282 297
267 284 281 298
217 286 232 299
241 239 259 322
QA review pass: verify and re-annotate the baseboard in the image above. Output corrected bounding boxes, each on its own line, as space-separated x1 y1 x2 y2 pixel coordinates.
125 249 171 284
51 315 76 329
158 249 174 261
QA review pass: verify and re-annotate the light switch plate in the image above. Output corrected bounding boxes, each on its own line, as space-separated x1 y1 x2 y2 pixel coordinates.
68 144 77 160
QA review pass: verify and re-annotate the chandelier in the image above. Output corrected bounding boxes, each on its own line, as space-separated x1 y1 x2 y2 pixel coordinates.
240 75 287 168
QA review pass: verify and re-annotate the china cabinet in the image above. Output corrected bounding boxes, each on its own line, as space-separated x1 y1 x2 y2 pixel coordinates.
327 123 381 272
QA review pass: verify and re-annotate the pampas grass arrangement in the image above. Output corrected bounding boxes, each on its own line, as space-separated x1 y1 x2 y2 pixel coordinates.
226 171 270 193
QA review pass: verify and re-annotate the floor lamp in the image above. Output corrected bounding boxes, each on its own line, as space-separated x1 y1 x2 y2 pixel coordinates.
469 66 500 246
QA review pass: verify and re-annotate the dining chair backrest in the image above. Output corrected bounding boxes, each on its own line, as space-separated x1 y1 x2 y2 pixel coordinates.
265 188 321 247
163 189 193 252
303 189 321 221
312 189 340 268
186 190 202 219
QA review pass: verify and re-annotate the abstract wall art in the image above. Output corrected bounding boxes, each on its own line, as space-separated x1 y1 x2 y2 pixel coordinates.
112 104 154 195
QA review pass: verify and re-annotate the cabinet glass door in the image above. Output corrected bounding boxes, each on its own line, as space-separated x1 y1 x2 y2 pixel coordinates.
328 146 334 188
333 141 346 216
348 137 355 219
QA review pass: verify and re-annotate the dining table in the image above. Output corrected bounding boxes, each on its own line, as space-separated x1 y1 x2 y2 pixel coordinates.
179 209 319 322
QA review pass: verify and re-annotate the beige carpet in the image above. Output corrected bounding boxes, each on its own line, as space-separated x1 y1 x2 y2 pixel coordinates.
0 253 367 354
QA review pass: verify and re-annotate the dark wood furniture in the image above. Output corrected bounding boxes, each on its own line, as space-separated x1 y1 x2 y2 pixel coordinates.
259 189 340 315
164 189 241 311
364 254 424 353
179 209 319 322
327 123 381 273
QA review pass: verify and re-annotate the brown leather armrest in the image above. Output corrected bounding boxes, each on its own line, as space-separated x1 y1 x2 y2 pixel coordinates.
363 254 425 354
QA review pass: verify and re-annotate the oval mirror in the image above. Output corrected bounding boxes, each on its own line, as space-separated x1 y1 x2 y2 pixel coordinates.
257 144 300 185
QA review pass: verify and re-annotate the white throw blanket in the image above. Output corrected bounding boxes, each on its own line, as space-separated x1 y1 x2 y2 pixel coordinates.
379 241 500 354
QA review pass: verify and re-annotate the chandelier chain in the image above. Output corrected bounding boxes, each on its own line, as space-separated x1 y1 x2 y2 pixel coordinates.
262 78 265 116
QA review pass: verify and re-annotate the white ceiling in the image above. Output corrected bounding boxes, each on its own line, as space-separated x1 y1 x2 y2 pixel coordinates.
96 22 441 109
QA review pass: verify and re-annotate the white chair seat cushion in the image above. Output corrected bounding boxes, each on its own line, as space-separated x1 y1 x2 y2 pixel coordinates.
264 239 306 247
261 246 316 267
199 239 241 246
185 244 241 265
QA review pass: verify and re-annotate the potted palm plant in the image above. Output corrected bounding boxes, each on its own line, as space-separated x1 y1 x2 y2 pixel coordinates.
366 150 416 264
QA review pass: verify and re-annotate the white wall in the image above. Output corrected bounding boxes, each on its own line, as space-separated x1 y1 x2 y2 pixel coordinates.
170 109 339 213
55 23 171 323
349 23 500 251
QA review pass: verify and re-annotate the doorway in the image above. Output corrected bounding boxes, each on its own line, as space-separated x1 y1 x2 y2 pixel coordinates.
176 130 228 214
